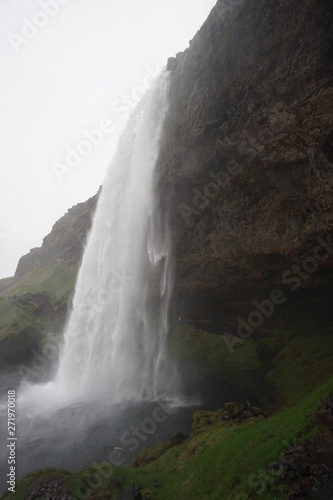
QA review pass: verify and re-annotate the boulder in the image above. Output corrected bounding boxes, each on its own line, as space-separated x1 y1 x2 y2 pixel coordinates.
119 483 142 500
169 431 189 446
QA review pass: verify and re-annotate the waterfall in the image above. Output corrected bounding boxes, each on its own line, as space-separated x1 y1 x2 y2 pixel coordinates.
36 71 173 406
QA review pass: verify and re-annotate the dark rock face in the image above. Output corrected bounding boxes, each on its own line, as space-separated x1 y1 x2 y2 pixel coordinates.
15 190 100 278
166 56 177 72
5 0 332 310
169 431 189 446
26 477 74 500
119 484 142 500
156 0 333 295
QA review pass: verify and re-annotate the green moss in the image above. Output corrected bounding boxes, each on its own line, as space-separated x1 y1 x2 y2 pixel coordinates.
139 377 332 499
133 441 176 468
191 409 226 434
0 301 17 329
6 378 331 500
0 261 76 367
1 262 77 302
265 335 333 407
167 323 262 379
0 469 75 500
167 321 333 410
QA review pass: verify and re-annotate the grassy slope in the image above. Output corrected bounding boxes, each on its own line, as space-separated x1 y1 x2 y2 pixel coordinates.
265 335 333 408
3 377 332 500
1 320 332 499
0 262 77 367
0 262 77 303
168 323 262 375
0 302 17 331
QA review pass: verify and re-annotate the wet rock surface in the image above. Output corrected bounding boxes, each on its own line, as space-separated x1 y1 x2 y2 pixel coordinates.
169 431 189 446
192 400 266 434
219 401 266 423
26 477 74 500
119 483 142 499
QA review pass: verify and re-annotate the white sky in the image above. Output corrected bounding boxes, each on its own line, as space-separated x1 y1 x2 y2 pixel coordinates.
0 0 216 278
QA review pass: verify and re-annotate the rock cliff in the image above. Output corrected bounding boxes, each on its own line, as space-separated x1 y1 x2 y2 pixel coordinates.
4 0 332 308
156 0 333 300
15 191 99 278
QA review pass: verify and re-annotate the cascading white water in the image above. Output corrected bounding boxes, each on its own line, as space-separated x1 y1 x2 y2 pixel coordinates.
35 71 173 406
0 71 193 493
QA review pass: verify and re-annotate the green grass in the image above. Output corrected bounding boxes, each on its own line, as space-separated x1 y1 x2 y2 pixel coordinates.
265 334 333 407
0 261 77 367
3 377 332 500
164 321 333 419
0 262 77 302
0 301 17 329
0 268 332 497
167 323 262 378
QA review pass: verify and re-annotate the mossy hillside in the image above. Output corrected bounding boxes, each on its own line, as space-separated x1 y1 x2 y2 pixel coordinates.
265 334 333 408
190 404 266 436
0 261 77 303
166 322 333 409
0 192 97 369
3 378 332 500
0 301 18 330
0 297 65 369
0 261 77 369
0 469 81 500
139 380 329 500
167 322 262 377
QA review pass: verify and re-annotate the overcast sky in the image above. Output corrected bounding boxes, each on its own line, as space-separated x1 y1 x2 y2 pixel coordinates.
0 0 216 278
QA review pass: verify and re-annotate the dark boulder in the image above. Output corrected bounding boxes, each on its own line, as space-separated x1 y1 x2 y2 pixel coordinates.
119 483 142 500
169 431 189 446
